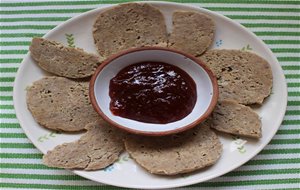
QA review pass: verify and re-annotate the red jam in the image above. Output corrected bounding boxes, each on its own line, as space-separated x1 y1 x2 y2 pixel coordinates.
109 62 197 124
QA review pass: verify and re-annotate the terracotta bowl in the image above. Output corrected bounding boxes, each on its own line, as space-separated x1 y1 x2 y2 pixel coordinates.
89 47 218 136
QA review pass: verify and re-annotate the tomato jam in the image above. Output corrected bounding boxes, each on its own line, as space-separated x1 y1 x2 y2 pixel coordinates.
109 62 197 124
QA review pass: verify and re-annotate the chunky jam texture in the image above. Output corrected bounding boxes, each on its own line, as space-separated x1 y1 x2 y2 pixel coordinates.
109 62 197 124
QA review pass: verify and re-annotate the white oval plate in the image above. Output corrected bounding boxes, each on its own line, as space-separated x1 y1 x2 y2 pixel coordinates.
13 1 287 189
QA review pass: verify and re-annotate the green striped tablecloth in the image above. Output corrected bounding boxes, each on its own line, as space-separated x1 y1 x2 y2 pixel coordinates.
1 0 299 189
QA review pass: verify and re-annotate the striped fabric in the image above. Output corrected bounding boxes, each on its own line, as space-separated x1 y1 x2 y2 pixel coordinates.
1 0 299 189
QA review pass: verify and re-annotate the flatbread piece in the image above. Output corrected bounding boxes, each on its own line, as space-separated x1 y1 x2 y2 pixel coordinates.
200 49 273 104
26 76 99 132
43 121 125 170
30 38 102 78
124 124 222 175
93 3 168 57
211 100 262 138
168 11 215 56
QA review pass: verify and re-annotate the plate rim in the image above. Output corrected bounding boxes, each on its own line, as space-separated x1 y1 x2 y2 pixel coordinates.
13 1 288 189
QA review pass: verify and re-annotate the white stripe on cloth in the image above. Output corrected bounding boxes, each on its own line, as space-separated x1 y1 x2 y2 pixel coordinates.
0 110 16 114
1 168 76 176
0 179 104 186
1 128 25 133
1 138 32 143
247 28 299 32
1 158 44 164
0 64 21 69
252 153 300 160
273 134 300 139
283 115 300 120
1 148 42 154
235 20 300 24
0 21 66 26
0 37 41 41
1 118 20 123
213 11 299 16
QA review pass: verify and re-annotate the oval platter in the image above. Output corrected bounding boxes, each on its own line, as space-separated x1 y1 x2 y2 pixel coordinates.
13 1 287 189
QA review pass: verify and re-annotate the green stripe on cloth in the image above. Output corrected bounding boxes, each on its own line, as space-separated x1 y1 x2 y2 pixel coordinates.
0 41 30 46
286 74 300 79
0 68 18 72
0 105 14 109
282 121 300 126
0 143 36 148
0 58 22 63
245 158 300 165
277 129 300 135
0 96 13 101
282 65 300 70
288 92 300 96
255 32 300 36
224 168 300 176
0 163 62 170
0 77 15 82
0 173 85 180
0 123 20 128
278 57 300 62
260 149 300 154
0 25 55 30
228 15 300 20
0 17 70 22
206 7 300 12
0 184 121 190
269 139 300 144
272 49 300 53
285 110 300 115
264 40 300 44
287 83 300 88
242 23 300 28
287 101 300 106
0 87 13 92
195 179 300 187
0 153 43 159
0 33 43 38
0 133 27 138
0 114 17 118
0 8 92 14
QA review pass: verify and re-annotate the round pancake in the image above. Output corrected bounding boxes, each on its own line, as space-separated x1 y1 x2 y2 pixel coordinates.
30 38 103 79
124 124 222 175
211 100 262 138
93 3 168 57
26 76 100 132
43 121 125 170
200 50 273 104
168 11 215 56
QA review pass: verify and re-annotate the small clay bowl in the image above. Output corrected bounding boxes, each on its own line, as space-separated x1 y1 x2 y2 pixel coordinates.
89 47 218 136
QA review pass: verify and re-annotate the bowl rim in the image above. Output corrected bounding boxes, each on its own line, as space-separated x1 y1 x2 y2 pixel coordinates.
89 46 219 136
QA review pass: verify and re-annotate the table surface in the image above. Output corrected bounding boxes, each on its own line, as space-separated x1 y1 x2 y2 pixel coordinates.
1 0 299 189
